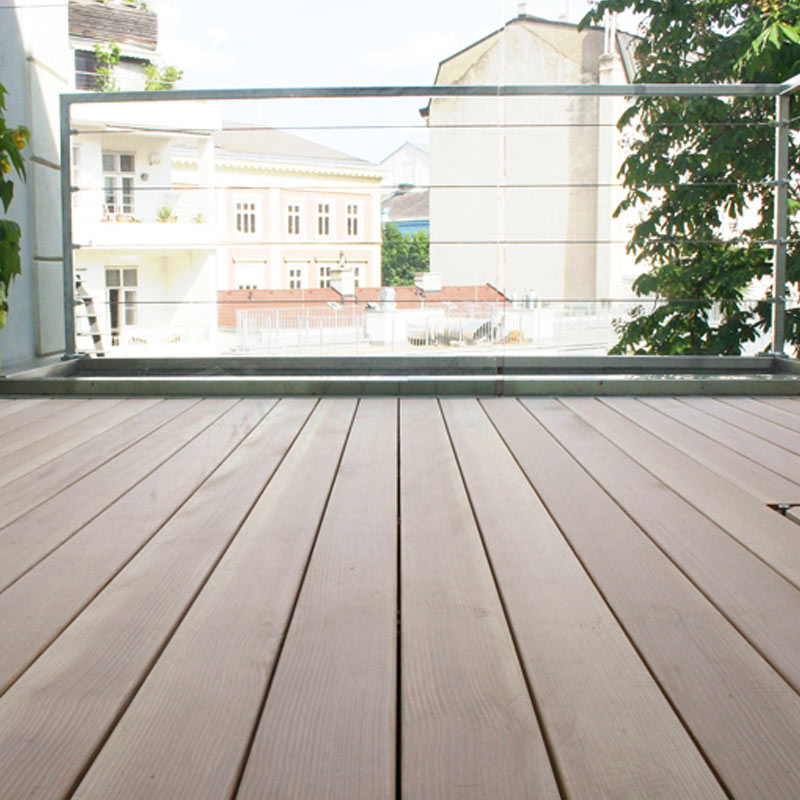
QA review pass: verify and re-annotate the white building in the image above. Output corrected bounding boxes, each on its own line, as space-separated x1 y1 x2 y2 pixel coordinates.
425 8 640 301
69 113 385 353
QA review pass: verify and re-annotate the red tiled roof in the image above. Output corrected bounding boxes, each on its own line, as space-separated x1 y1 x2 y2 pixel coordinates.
217 285 507 328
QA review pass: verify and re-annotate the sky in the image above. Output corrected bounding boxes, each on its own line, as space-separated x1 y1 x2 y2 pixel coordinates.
147 0 642 162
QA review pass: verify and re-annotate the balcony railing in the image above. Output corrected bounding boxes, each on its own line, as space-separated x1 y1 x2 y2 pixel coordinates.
60 82 797 361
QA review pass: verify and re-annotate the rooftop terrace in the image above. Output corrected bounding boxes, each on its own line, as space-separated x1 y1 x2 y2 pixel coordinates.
2 393 800 798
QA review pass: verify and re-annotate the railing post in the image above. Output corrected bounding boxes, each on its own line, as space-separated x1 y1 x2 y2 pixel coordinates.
772 93 790 355
60 96 76 358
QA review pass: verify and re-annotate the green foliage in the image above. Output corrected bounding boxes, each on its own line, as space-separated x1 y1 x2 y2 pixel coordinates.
93 42 121 92
144 63 184 91
381 223 430 285
581 0 800 354
93 42 182 92
0 82 29 329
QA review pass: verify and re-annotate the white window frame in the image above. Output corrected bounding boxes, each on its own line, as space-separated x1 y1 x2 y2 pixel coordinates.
346 202 361 239
287 200 303 237
234 196 260 236
103 152 135 217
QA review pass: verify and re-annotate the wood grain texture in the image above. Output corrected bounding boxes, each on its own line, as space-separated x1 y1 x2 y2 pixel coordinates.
442 398 722 799
526 398 800 697
237 398 397 800
73 398 356 800
0 398 278 695
0 398 119 459
399 398 557 800
488 397 800 799
0 398 317 800
0 398 235 591
0 397 182 527
601 396 800 502
577 397 800 590
0 398 160 488
0 397 84 435
652 396 800 477
0 397 49 421
717 396 800 436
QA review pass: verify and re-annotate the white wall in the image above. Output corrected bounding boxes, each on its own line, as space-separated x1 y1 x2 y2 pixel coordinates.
0 0 70 368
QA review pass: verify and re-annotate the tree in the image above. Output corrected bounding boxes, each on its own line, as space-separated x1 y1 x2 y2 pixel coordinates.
580 1 800 354
381 222 430 285
0 82 29 334
144 63 184 91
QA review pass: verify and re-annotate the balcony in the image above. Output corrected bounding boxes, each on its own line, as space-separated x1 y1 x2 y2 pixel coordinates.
1 78 800 799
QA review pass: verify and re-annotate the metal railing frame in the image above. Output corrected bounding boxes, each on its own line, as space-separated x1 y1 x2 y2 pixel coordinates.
59 79 800 358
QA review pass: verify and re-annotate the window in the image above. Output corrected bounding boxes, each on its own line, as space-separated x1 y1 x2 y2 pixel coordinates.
287 203 302 236
235 198 258 235
346 204 360 237
103 153 135 217
105 267 138 344
317 202 331 236
75 50 98 90
319 264 334 288
354 265 360 288
288 267 303 289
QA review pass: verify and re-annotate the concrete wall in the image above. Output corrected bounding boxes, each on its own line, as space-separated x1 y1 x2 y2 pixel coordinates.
0 0 70 369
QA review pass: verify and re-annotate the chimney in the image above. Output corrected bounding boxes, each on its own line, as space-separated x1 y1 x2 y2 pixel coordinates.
414 272 442 294
518 2 529 17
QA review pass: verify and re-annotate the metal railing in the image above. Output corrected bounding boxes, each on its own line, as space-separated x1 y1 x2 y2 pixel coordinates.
59 79 798 359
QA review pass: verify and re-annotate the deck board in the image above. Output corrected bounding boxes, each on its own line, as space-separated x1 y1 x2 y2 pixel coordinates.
489 397 800 798
525 398 800 696
237 399 396 800
643 396 800 480
0 398 278 694
717 396 800 434
1 394 800 799
0 398 163 488
0 397 49 420
399 398 557 799
442 398 723 798
72 398 355 800
575 397 800 588
0 398 120 459
0 398 236 591
0 397 84 435
0 398 315 800
595 396 800 502
0 397 182 527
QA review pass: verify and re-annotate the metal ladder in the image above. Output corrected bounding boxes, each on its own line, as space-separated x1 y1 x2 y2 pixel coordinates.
74 278 105 357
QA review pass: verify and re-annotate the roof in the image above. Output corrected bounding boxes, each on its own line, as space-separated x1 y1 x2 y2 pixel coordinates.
217 284 507 325
382 190 430 222
379 141 429 165
214 124 369 167
432 13 638 85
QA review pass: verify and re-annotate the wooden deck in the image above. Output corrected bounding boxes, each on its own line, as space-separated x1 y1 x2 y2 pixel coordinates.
1 395 800 798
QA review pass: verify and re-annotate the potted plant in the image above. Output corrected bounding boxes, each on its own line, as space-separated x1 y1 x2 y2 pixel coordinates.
157 205 177 223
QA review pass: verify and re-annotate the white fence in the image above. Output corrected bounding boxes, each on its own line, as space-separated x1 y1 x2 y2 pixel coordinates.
234 301 648 355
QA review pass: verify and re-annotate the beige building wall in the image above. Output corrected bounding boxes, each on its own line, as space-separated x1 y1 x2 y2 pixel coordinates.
428 16 636 301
